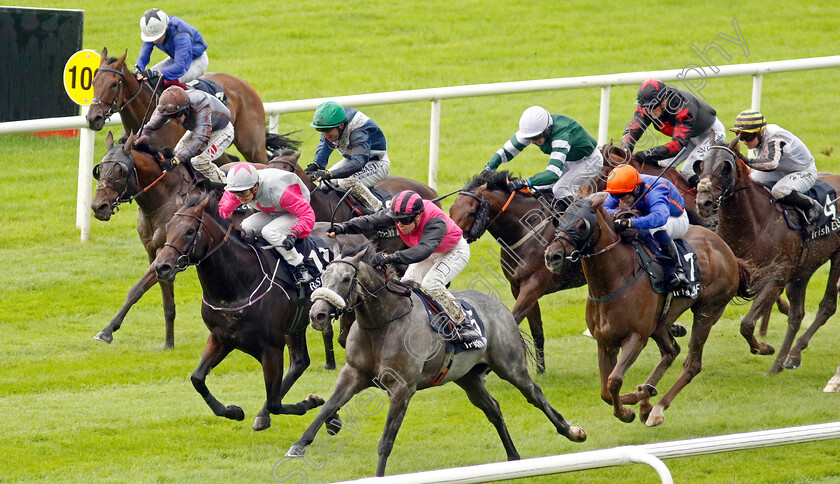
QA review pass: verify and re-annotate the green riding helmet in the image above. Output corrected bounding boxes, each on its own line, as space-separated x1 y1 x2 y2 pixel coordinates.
310 101 348 129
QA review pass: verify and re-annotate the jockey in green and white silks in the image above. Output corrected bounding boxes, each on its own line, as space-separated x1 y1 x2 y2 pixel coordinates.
308 101 390 212
485 106 603 212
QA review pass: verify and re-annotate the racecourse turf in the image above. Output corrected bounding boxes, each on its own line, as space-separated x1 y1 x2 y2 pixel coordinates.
2 1 840 482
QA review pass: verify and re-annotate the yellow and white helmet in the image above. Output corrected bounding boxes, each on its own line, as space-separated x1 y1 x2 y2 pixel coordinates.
140 8 169 42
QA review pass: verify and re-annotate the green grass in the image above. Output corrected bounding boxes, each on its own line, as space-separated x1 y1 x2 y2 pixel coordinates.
3 0 840 482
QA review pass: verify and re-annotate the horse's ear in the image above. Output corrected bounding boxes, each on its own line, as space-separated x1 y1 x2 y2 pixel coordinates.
100 47 108 64
692 159 704 176
727 136 739 151
590 192 608 210
292 152 301 162
709 129 717 147
116 50 127 68
124 132 136 154
106 131 114 150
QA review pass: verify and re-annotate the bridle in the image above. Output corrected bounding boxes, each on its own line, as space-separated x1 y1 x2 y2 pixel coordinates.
698 145 751 205
93 147 171 214
163 210 232 271
313 259 414 322
457 188 518 243
90 66 152 121
551 202 622 262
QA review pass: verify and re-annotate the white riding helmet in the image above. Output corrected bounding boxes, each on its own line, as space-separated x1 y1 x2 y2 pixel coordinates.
225 163 259 191
140 8 169 42
517 106 552 139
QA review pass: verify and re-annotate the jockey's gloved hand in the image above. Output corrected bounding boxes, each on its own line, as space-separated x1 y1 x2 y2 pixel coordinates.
507 179 530 191
330 224 346 235
304 162 320 174
280 233 297 250
311 170 333 181
614 217 634 232
371 253 390 268
635 151 653 165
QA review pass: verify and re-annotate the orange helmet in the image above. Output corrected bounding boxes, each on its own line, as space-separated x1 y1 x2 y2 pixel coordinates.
606 164 642 194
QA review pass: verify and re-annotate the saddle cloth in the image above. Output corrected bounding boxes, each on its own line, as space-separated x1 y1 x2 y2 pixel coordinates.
413 288 487 353
633 234 701 299
762 180 840 239
255 234 333 294
185 78 228 105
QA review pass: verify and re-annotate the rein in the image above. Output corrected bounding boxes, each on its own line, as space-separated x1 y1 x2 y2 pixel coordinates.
701 145 753 204
91 67 153 120
316 259 414 323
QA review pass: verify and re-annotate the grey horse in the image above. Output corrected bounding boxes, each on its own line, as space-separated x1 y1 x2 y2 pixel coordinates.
285 244 586 477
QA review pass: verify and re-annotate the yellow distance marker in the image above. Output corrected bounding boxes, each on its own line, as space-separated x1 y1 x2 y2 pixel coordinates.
63 49 101 105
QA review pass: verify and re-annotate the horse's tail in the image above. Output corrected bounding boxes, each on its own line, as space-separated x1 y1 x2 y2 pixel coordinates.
734 258 758 301
266 130 302 153
516 327 538 369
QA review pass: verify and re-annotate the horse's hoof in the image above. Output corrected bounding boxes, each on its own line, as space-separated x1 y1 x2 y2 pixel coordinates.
225 405 245 421
751 343 775 356
645 406 665 427
253 415 271 431
824 378 840 392
93 332 113 344
567 427 587 443
783 355 802 370
324 362 336 370
643 383 658 397
766 365 783 376
617 409 635 423
306 394 325 409
325 413 342 435
163 342 174 351
668 324 687 338
285 444 307 458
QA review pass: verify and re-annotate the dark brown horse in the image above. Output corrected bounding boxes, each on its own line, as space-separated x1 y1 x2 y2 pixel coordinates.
447 162 698 373
694 137 840 374
86 48 293 163
285 245 585 476
152 191 324 430
544 194 755 426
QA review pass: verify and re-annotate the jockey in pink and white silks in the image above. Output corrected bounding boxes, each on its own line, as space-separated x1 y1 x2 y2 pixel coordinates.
328 190 480 343
219 163 316 286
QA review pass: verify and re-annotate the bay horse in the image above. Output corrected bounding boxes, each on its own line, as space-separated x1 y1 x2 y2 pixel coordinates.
86 48 295 163
694 137 840 374
152 191 325 430
285 245 586 477
447 162 699 373
543 194 755 426
89 132 310 353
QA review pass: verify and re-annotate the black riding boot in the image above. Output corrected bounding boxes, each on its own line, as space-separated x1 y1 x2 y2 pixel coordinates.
659 238 689 289
779 192 822 226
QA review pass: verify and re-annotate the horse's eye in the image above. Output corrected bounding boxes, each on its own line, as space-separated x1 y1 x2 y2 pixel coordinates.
468 211 476 219
341 274 351 283
111 82 118 90
185 228 196 237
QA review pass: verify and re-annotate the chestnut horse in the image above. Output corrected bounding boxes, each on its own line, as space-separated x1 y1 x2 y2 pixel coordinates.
694 138 840 374
152 191 325 430
86 48 295 163
544 194 755 426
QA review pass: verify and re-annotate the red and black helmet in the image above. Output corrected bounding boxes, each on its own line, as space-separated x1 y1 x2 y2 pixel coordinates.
636 79 666 110
388 190 425 223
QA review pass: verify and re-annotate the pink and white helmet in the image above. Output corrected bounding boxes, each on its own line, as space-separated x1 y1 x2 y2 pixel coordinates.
140 8 169 42
225 163 259 191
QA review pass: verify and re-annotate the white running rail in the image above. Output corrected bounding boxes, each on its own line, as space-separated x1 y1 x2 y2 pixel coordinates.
2 55 840 240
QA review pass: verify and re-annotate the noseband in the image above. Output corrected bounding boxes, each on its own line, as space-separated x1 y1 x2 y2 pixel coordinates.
458 189 518 243
163 210 230 270
93 151 140 213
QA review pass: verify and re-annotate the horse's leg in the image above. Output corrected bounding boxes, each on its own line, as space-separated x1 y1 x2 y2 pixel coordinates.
510 281 546 373
93 265 159 345
337 312 354 349
454 368 520 460
768 279 809 375
785 258 840 370
623 326 680 423
286 367 369 458
374 384 416 477
190 333 243 420
160 279 175 349
646 305 722 426
607 332 647 423
740 282 785 356
488 351 586 443
254 334 322 431
322 323 336 370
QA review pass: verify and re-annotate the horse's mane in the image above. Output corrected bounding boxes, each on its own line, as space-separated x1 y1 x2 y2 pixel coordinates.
180 190 223 222
463 169 522 191
270 148 298 160
118 134 176 167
